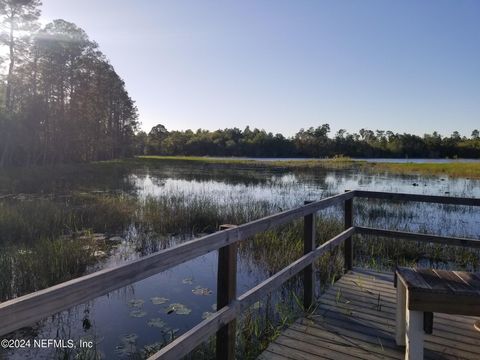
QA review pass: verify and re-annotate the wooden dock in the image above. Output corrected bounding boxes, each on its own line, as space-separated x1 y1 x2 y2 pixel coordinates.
259 269 480 360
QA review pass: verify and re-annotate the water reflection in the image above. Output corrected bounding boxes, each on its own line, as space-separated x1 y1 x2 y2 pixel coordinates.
1 161 479 359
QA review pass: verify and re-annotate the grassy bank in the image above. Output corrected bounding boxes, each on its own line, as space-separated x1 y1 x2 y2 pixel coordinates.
137 155 480 178
371 161 480 179
137 155 356 169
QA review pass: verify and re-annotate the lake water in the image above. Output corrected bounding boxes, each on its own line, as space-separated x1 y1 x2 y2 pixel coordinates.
1 160 479 359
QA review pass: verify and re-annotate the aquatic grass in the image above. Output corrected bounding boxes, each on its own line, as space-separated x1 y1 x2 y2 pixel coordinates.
136 155 480 178
137 155 357 173
1 236 99 301
371 162 480 179
0 194 137 246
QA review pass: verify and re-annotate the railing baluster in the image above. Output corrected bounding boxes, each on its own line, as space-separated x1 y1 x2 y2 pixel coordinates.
216 224 237 360
344 191 353 271
303 201 316 310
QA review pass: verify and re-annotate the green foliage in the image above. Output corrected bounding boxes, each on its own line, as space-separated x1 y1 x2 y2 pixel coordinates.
140 124 480 160
0 2 138 167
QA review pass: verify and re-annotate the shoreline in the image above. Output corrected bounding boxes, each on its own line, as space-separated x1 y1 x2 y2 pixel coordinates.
136 156 480 179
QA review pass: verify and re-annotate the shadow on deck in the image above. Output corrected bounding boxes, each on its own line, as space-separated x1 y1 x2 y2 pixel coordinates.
259 269 480 360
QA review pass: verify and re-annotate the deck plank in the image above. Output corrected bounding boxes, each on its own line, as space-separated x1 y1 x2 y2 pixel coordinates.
258 269 480 360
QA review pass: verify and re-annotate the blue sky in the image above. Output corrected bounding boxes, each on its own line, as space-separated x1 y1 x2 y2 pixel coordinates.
42 1 480 137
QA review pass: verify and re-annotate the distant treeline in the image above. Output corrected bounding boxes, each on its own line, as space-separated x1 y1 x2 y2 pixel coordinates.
139 124 480 159
0 1 138 167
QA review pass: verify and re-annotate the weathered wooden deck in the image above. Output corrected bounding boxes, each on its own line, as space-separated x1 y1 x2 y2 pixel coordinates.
259 269 480 360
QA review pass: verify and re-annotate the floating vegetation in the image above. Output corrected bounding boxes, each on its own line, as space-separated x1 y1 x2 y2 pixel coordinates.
212 303 217 311
182 277 194 285
142 342 164 357
192 286 213 296
147 318 166 328
150 296 169 305
202 311 214 320
129 309 147 318
115 333 138 357
154 327 180 344
165 303 192 315
127 299 145 308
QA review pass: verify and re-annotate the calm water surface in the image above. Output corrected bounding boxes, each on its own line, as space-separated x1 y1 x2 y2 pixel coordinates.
2 161 479 359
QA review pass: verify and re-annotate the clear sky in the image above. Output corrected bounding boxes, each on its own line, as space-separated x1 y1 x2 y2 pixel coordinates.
41 1 480 137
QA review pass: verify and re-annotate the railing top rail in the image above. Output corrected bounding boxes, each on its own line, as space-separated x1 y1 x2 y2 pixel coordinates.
354 190 480 207
0 190 353 337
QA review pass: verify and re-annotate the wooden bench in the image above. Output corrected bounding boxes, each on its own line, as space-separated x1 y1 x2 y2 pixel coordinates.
395 267 480 360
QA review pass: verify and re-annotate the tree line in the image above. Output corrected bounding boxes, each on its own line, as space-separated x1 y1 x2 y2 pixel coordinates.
0 0 138 167
139 124 480 159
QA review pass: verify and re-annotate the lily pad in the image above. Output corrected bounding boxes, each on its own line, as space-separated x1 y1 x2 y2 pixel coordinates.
147 318 166 328
165 303 192 315
115 333 138 356
127 299 145 308
211 303 217 311
130 309 147 318
121 333 138 344
182 277 193 285
192 286 213 296
150 296 169 305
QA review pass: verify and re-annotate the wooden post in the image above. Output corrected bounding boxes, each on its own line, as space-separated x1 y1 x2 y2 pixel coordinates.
344 191 353 271
216 224 237 360
395 279 407 346
405 291 424 360
303 201 316 310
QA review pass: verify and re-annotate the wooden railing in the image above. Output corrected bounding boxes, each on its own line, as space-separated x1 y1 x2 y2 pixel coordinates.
0 190 479 360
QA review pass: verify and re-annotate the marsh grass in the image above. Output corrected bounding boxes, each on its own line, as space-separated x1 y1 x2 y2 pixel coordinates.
138 155 356 171
372 161 480 179
0 236 98 301
137 155 480 178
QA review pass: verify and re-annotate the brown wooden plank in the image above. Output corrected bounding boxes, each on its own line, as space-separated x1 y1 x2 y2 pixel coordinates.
314 300 480 358
344 194 353 271
356 226 480 249
354 190 480 207
257 350 293 360
288 322 403 359
303 316 479 360
413 268 452 293
216 232 237 360
320 297 480 343
430 269 480 295
320 288 480 338
266 342 329 360
303 201 315 310
278 330 368 360
454 271 480 290
396 267 433 291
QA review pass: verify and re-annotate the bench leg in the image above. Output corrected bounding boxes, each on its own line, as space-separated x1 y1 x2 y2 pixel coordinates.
396 280 406 346
405 306 424 360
